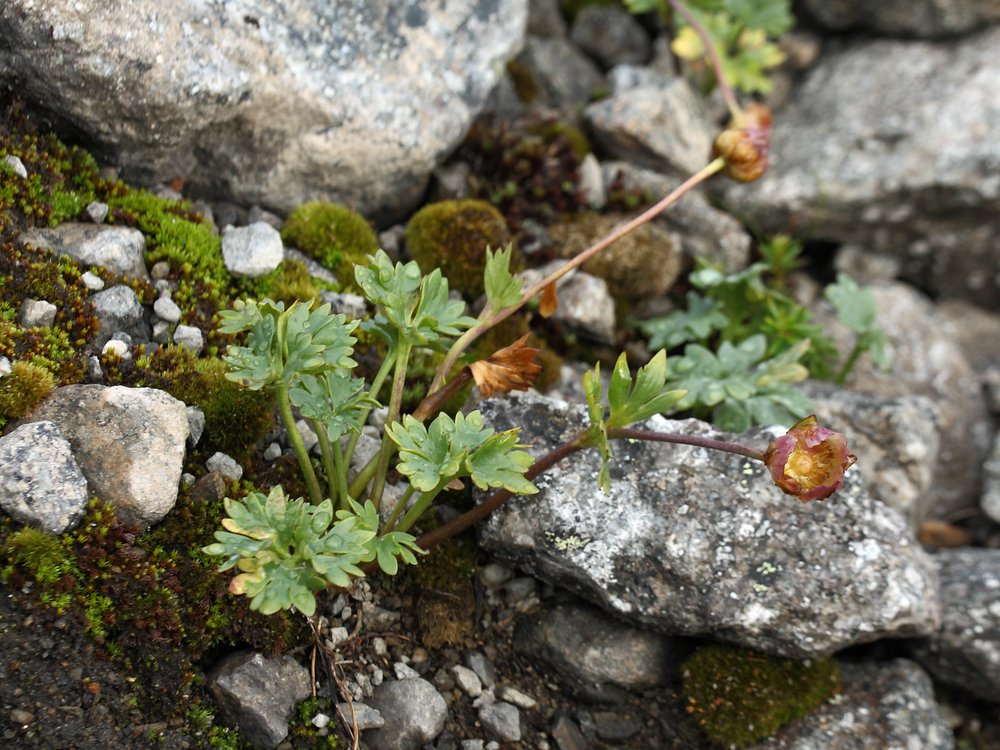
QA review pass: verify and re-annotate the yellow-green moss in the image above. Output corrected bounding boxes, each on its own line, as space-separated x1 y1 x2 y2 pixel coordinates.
406 199 516 300
238 259 323 306
683 644 840 747
281 202 379 290
550 212 682 300
506 59 539 104
411 536 478 649
0 359 56 419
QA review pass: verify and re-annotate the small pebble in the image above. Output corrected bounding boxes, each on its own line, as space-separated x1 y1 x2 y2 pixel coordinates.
394 662 420 680
86 201 109 223
327 627 349 648
451 664 483 698
206 452 243 481
102 339 131 359
150 261 171 280
9 708 34 726
153 295 182 323
498 685 537 709
263 442 282 461
3 154 28 178
81 271 105 290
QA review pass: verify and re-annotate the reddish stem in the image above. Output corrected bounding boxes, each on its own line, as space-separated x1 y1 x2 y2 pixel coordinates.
606 427 766 462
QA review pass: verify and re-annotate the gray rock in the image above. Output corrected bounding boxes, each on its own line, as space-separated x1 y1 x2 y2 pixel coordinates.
80 271 104 290
18 224 149 281
101 339 130 359
804 382 940 529
515 597 678 702
464 651 497 691
86 200 109 224
478 701 521 742
0 421 89 534
819 282 992 519
910 549 1000 703
570 6 650 69
0 0 527 223
335 702 384 731
319 291 368 320
801 0 1000 39
18 298 58 328
0 356 11 376
451 664 483 698
526 0 566 38
206 452 243 482
90 285 150 346
722 29 1000 310
585 67 713 179
753 659 953 749
983 433 1000 523
936 299 1000 375
3 153 27 178
479 391 942 657
497 685 536 709
173 324 204 353
23 385 189 528
283 246 339 286
222 222 284 278
186 405 205 446
152 294 182 323
602 160 751 272
365 677 447 750
514 35 606 113
551 714 589 750
577 153 605 210
208 651 311 750
520 262 616 344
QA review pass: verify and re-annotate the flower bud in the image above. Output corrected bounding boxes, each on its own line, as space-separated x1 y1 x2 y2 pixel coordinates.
713 102 772 183
764 415 856 502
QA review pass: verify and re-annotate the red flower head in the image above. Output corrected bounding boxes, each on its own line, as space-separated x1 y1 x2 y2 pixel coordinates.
764 415 857 502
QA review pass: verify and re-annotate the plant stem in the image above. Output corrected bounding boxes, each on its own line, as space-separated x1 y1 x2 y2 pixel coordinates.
429 157 727 392
333 437 350 509
834 340 864 386
414 437 585 550
668 0 741 121
369 340 412 509
342 353 396 499
391 486 440 535
313 420 338 502
412 367 473 423
276 382 323 505
381 483 418 534
606 427 766 462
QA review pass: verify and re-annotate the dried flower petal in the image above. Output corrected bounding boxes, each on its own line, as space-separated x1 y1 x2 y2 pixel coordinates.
713 102 772 183
468 334 542 397
539 281 558 318
764 415 856 502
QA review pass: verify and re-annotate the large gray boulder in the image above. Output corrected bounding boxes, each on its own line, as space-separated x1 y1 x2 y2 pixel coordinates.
23 385 189 528
478 391 941 658
721 28 1000 310
0 0 527 223
801 0 1000 39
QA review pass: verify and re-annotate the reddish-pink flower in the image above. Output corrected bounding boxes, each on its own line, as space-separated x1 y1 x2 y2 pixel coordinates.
764 415 856 502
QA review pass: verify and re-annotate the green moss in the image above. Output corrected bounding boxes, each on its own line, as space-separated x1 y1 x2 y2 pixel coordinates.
505 59 539 104
459 115 588 235
287 697 346 749
0 359 56 419
281 202 379 290
406 199 515 300
411 536 478 649
107 189 228 286
683 644 840 747
238 259 323 306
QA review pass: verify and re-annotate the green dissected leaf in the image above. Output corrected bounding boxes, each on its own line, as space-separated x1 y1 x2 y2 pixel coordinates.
281 300 358 379
203 486 375 614
218 298 283 335
355 249 476 347
409 269 479 344
825 273 877 333
288 371 377 442
483 244 524 313
448 410 495 454
638 292 728 350
721 0 794 36
582 364 613 494
465 431 538 495
606 350 687 429
223 312 280 390
386 414 464 492
236 560 327 616
365 531 424 576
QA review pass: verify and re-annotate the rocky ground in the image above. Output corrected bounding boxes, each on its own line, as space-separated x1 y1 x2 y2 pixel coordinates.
3 1 1000 749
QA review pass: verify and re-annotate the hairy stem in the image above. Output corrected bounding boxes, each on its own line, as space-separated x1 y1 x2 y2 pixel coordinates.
313 420 338 502
429 157 727 391
342 353 396 500
607 426 766 462
668 0 741 120
381 483 418 534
